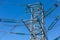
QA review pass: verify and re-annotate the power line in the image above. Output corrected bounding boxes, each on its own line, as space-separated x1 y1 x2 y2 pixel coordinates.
0 0 60 40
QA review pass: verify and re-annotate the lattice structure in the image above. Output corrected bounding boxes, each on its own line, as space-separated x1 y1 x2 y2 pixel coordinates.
0 0 60 40
22 2 48 40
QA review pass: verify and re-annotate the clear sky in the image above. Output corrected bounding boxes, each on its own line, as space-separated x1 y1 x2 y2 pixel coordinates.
0 0 60 40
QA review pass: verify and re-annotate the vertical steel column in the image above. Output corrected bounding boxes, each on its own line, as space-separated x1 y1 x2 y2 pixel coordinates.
40 5 48 40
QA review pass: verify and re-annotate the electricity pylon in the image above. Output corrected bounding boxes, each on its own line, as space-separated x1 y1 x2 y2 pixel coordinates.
22 2 59 40
22 2 48 40
0 1 59 40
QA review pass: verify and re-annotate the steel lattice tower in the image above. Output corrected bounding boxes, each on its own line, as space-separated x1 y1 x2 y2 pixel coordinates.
22 2 48 40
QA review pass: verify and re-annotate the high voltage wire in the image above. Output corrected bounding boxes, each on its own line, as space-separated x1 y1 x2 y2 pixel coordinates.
0 0 60 40
0 22 24 40
0 18 24 23
0 30 30 35
0 23 22 40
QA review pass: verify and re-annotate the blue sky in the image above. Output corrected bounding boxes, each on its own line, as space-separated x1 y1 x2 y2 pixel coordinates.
0 0 60 40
